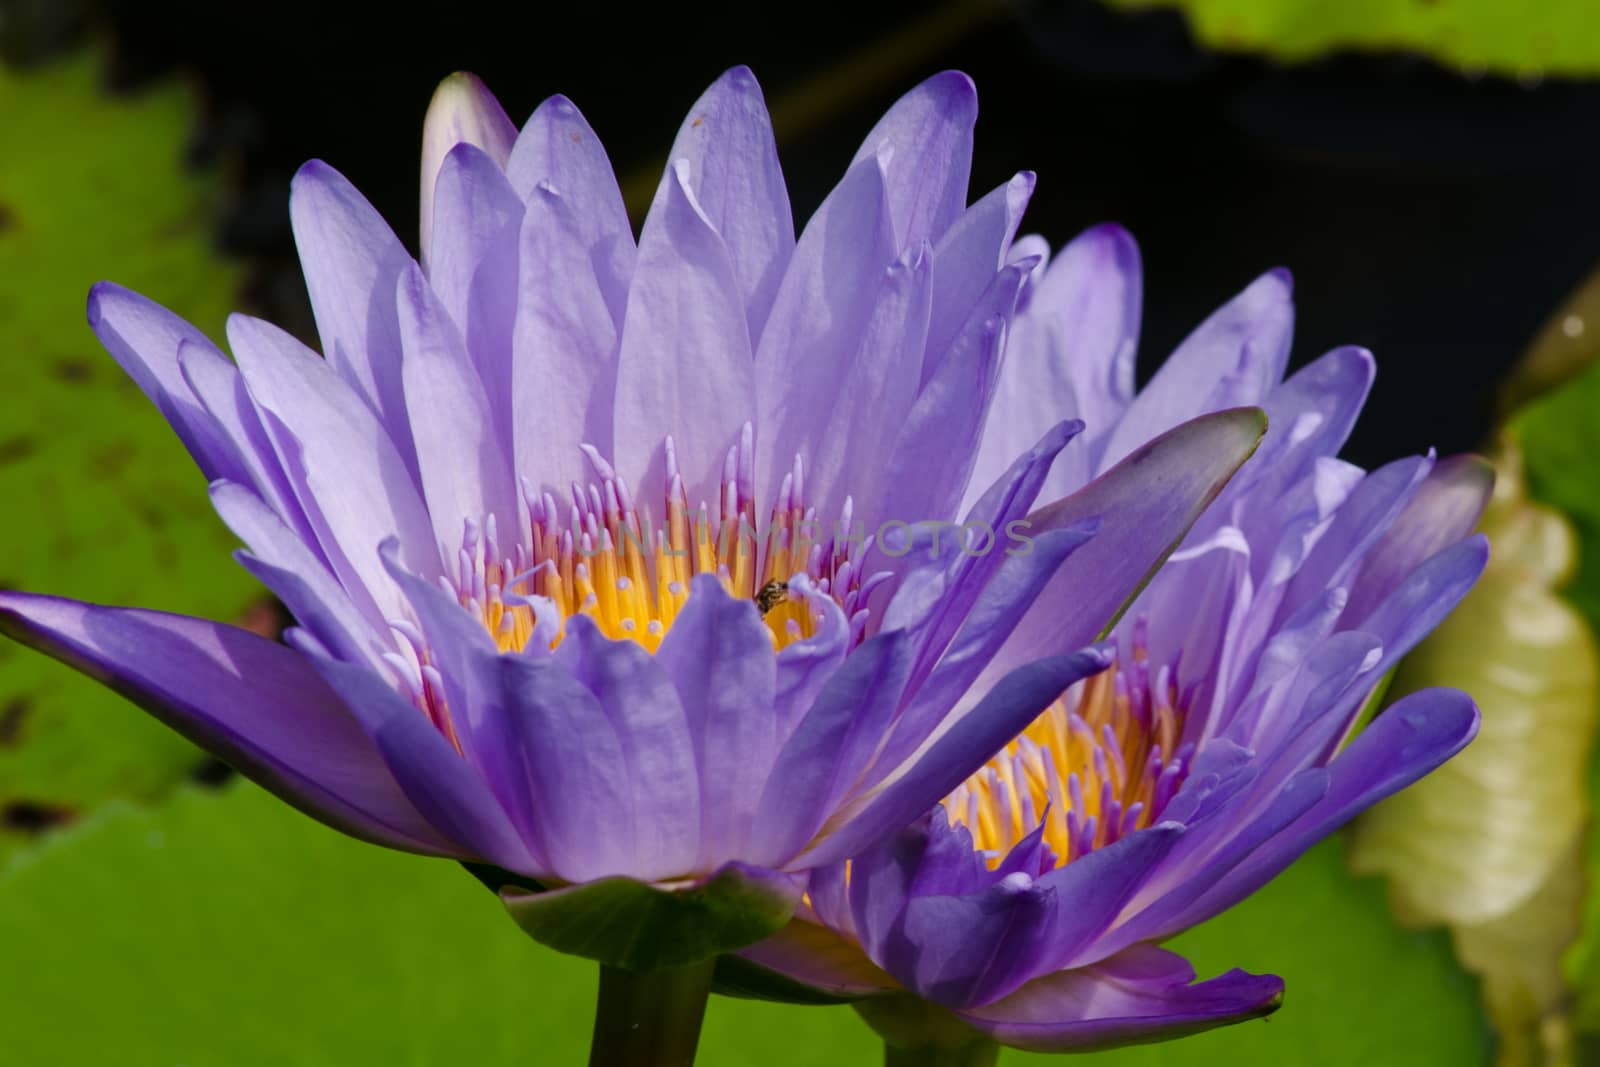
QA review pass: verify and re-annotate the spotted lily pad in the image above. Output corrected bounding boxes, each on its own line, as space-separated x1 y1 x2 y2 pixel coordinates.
0 54 260 863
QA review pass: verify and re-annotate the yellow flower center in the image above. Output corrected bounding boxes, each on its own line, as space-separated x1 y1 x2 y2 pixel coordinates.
440 431 879 655
944 635 1192 868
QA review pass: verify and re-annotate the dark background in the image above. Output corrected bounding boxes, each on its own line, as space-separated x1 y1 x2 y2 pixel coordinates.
7 0 1599 470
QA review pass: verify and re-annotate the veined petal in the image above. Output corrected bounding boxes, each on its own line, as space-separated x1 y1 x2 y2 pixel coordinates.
850 70 977 248
1342 454 1495 626
310 651 541 875
750 629 916 867
556 618 702 880
209 480 383 665
956 945 1283 1052
967 222 1142 509
926 172 1036 380
875 262 1031 529
754 156 896 506
396 262 517 551
1100 269 1293 469
654 575 778 868
288 160 419 477
0 592 455 855
613 162 756 505
419 72 516 269
666 65 794 339
178 341 317 551
427 142 524 442
798 241 932 531
504 93 634 319
1149 688 1479 935
800 646 1113 868
511 185 620 495
86 283 244 484
978 408 1269 691
493 652 635 883
228 313 437 621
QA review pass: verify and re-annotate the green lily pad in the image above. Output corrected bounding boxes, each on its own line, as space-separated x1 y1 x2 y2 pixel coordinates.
1105 0 1600 77
1346 446 1597 1064
0 781 872 1065
1513 359 1600 1046
499 864 801 972
0 55 259 862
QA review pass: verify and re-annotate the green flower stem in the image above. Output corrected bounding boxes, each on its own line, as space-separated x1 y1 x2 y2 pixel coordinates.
588 959 716 1067
882 1037 1001 1067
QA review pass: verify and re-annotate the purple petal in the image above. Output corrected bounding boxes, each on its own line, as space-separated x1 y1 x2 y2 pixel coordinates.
177 341 318 549
209 481 383 663
968 222 1142 508
1342 454 1495 627
1279 454 1434 618
773 575 852 745
555 618 702 880
873 523 1096 777
493 651 635 883
419 72 516 269
754 156 896 507
978 408 1269 690
885 419 1085 690
791 242 932 533
926 172 1036 379
309 651 541 875
1230 345 1374 512
504 94 634 318
666 66 795 338
1098 767 1329 954
1031 822 1186 973
396 262 517 548
426 142 524 443
654 575 778 868
750 629 916 867
875 262 1031 528
1100 269 1293 469
86 283 243 484
892 873 1057 1008
288 160 419 477
956 945 1283 1052
228 313 437 621
613 162 755 504
0 592 455 855
1146 687 1478 933
850 70 977 248
800 645 1113 868
511 185 621 495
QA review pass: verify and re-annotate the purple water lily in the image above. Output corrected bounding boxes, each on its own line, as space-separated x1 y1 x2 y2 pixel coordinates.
0 65 1263 998
728 224 1489 1055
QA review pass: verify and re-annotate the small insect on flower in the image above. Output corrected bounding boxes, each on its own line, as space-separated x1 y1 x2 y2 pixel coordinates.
755 579 789 615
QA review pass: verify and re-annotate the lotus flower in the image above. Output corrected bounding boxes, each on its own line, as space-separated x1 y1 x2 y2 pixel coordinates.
725 225 1491 1054
0 69 1264 976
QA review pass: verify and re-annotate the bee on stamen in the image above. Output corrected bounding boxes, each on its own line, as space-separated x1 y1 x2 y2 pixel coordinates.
755 579 788 614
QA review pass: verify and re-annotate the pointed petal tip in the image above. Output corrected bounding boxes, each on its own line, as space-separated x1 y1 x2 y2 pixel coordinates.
923 69 978 108
430 70 492 100
531 92 581 120
84 280 124 326
714 64 761 91
291 158 337 189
